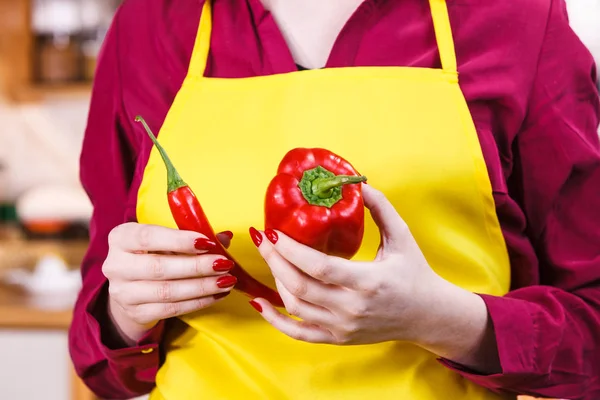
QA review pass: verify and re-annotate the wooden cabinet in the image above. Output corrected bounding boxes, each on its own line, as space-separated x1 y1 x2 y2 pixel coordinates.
0 0 36 102
0 0 116 103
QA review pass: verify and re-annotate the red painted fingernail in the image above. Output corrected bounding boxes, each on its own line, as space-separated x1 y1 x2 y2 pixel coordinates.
249 300 263 313
249 227 262 247
221 231 234 240
214 292 230 300
216 275 238 288
264 229 278 244
194 238 217 251
213 259 234 272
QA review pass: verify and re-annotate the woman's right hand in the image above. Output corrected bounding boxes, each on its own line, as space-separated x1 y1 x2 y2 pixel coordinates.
102 222 237 345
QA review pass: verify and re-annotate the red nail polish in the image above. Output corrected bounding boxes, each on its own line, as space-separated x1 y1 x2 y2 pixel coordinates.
214 292 230 300
249 300 263 313
213 259 234 272
194 238 217 251
221 231 234 240
264 229 278 244
216 275 237 288
249 227 262 247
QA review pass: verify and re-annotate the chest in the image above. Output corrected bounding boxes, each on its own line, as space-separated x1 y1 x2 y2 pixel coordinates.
260 0 365 68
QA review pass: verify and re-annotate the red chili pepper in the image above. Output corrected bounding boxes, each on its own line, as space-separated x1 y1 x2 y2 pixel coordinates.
265 148 367 259
135 116 283 307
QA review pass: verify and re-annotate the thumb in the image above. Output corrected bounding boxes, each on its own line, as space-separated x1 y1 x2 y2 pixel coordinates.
361 184 409 252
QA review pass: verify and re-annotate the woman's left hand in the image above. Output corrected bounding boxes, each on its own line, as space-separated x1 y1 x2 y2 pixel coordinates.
249 184 453 346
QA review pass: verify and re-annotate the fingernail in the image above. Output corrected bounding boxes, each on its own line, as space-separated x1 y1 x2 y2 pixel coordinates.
249 227 262 247
221 231 234 240
214 292 230 300
194 238 217 251
264 229 278 244
249 300 263 313
216 275 238 288
213 259 234 272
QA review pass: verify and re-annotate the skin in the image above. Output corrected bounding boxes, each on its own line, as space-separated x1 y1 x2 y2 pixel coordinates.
103 224 235 346
252 184 502 374
261 0 364 69
104 185 500 373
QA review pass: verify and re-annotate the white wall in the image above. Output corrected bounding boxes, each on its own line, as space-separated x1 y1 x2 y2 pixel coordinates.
0 330 70 400
0 95 90 202
566 0 600 89
0 329 150 400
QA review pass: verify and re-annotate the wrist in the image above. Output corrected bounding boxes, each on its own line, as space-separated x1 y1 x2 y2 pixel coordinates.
411 277 501 374
107 296 158 347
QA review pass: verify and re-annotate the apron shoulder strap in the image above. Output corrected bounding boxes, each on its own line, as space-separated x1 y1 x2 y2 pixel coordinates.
428 0 458 74
187 0 213 79
187 0 458 77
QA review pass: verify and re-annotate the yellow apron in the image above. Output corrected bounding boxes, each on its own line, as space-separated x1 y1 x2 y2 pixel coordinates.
137 0 512 398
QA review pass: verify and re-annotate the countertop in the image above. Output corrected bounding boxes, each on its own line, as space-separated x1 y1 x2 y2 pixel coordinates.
0 225 88 329
0 283 74 329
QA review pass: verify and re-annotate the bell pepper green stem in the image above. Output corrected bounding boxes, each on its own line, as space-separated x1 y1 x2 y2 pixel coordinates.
298 165 367 208
312 175 368 198
135 115 187 193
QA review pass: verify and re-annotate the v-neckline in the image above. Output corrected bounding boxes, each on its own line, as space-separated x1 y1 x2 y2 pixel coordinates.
295 64 313 72
246 0 376 72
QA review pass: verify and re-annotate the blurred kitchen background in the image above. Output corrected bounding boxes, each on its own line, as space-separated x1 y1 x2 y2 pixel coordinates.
0 0 597 399
0 0 124 399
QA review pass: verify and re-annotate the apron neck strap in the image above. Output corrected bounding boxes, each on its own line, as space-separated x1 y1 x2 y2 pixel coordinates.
187 0 458 78
188 0 213 79
428 0 458 74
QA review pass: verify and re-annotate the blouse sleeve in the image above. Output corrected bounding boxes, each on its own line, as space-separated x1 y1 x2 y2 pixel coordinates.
442 1 600 399
68 8 165 399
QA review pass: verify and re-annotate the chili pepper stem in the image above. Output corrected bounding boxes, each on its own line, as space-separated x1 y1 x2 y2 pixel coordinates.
298 165 367 208
135 116 187 193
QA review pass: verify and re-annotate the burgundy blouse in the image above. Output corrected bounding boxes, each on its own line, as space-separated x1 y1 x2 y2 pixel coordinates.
69 0 600 398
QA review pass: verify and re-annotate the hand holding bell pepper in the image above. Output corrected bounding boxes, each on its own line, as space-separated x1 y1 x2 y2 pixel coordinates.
135 116 284 307
265 148 367 259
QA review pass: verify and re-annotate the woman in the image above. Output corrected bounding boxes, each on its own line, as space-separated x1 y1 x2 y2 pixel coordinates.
69 0 600 399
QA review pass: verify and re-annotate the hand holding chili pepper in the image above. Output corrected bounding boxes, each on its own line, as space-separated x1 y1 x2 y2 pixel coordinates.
249 184 496 372
135 116 284 307
103 223 237 345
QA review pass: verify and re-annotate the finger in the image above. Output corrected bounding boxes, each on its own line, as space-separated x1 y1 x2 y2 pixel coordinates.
250 298 335 344
256 236 344 307
134 294 229 323
216 231 233 249
275 279 335 326
258 229 369 290
110 222 214 254
154 231 232 255
361 184 409 251
117 276 237 305
107 252 233 281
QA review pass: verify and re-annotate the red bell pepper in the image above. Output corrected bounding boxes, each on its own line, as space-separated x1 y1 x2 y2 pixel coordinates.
265 148 367 259
135 116 284 307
